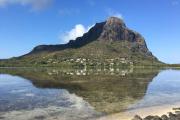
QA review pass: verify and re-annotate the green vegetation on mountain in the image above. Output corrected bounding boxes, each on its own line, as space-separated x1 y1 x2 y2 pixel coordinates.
0 17 165 67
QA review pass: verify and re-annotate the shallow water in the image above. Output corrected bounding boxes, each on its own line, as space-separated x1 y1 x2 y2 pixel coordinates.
129 70 180 109
0 68 180 120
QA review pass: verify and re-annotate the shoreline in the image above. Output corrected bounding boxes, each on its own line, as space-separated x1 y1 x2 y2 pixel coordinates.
1 103 180 120
97 102 180 120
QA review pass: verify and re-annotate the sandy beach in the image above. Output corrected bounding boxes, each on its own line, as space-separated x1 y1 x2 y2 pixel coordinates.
97 102 180 120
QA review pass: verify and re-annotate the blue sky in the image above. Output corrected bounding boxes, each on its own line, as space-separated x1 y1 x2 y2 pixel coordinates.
0 0 180 64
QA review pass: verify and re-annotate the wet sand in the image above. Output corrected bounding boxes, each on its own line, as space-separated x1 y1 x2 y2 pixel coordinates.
97 102 180 120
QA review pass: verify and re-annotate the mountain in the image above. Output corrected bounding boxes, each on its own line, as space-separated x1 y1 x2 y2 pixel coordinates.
0 17 163 67
30 17 152 57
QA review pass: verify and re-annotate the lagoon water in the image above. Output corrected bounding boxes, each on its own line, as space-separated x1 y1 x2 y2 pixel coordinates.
0 68 180 120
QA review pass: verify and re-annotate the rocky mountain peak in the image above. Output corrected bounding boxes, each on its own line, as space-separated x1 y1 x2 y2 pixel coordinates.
30 17 155 59
106 17 126 28
97 16 153 57
99 17 135 42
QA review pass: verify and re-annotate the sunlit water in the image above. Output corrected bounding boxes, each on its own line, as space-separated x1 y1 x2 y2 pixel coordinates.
129 70 180 109
0 74 99 120
0 68 180 120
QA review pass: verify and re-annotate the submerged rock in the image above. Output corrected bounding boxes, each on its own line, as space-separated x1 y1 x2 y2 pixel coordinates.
144 115 162 120
161 115 168 120
132 115 143 120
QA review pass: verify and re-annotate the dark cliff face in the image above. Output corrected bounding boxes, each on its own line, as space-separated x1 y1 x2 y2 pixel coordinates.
98 17 151 56
99 17 127 41
29 17 154 58
67 21 106 47
30 22 106 54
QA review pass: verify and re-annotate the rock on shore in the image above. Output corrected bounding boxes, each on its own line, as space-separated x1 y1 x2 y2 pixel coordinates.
132 108 180 120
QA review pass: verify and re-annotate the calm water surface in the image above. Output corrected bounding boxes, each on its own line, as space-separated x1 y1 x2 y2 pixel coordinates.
0 68 180 120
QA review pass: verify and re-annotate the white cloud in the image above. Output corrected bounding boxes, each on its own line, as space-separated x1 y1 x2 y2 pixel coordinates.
0 0 53 11
106 8 123 19
59 24 94 43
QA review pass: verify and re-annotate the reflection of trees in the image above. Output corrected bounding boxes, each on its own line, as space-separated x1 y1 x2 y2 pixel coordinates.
0 68 159 114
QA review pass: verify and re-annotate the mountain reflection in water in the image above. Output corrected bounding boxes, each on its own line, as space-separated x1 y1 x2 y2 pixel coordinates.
0 67 159 115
